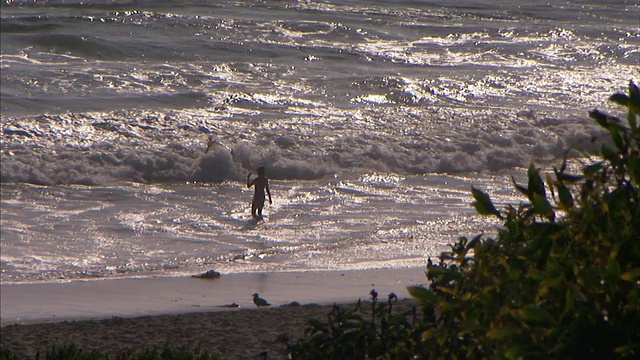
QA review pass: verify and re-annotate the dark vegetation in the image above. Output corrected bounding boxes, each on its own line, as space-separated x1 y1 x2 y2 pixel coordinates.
2 83 639 359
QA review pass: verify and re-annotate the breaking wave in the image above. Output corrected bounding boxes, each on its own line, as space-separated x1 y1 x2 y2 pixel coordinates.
1 108 608 185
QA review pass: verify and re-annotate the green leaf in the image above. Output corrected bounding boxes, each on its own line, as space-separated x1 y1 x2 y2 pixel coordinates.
628 153 640 187
578 266 599 288
601 144 617 162
628 109 638 131
487 327 519 340
511 176 529 197
471 187 501 218
621 268 640 282
556 181 574 209
627 80 640 115
527 164 546 197
529 268 553 282
607 257 621 279
563 287 575 315
531 193 554 218
407 286 438 304
554 168 584 183
307 319 327 331
609 93 629 107
506 344 530 359
517 306 556 324
466 234 482 250
590 109 609 128
610 126 624 150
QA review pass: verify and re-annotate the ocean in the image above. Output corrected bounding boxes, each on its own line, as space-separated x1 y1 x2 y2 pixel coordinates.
1 0 638 284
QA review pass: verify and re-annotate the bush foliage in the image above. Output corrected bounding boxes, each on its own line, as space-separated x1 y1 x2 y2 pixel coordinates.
289 291 423 359
291 82 640 359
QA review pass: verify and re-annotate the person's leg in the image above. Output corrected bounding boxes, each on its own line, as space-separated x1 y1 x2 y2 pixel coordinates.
251 201 258 219
257 198 265 219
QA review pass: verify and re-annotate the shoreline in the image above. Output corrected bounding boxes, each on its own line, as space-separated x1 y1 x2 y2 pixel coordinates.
1 267 426 359
1 267 427 326
1 299 420 359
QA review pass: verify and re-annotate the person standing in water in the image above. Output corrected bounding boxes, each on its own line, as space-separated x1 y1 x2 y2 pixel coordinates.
247 166 272 220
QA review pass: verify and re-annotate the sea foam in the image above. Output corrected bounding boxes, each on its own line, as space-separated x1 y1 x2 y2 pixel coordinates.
1 107 608 185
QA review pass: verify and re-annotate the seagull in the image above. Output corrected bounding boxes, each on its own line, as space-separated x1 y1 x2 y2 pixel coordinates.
253 293 271 308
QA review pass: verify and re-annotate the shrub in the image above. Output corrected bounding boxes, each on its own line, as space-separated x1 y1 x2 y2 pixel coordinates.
411 81 640 359
0 347 21 360
289 291 421 359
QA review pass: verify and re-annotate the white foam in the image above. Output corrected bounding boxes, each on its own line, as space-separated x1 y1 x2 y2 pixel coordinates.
1 103 614 185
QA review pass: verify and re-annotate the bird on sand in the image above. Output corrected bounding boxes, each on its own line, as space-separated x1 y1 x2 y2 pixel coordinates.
253 293 271 308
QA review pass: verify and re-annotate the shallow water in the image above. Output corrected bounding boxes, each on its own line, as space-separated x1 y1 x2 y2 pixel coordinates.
1 0 638 283
1 173 520 283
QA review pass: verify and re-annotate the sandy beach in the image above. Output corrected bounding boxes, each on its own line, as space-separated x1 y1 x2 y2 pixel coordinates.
1 267 425 359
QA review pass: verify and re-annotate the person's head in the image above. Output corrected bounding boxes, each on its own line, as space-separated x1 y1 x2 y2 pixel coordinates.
256 166 265 176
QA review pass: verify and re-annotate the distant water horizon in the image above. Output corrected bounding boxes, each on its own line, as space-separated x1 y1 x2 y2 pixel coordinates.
1 0 638 284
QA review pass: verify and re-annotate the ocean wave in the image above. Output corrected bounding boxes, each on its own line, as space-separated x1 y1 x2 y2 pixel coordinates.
0 107 609 186
2 0 636 118
3 0 167 8
0 19 63 33
1 91 212 117
1 0 635 185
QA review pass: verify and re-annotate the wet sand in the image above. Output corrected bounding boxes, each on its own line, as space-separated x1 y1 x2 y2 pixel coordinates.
1 268 425 358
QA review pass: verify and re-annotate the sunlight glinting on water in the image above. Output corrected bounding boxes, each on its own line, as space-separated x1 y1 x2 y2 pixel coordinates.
1 0 637 283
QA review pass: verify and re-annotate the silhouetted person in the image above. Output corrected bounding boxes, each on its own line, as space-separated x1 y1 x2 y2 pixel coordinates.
247 167 272 220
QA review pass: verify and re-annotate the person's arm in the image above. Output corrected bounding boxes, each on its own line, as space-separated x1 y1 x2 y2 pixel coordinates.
266 181 272 204
247 173 252 188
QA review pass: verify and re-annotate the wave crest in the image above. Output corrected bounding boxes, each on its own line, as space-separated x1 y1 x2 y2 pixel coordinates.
0 108 609 186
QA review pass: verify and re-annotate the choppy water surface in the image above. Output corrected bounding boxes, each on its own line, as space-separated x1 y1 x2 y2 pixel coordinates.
1 0 638 283
1 174 518 282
